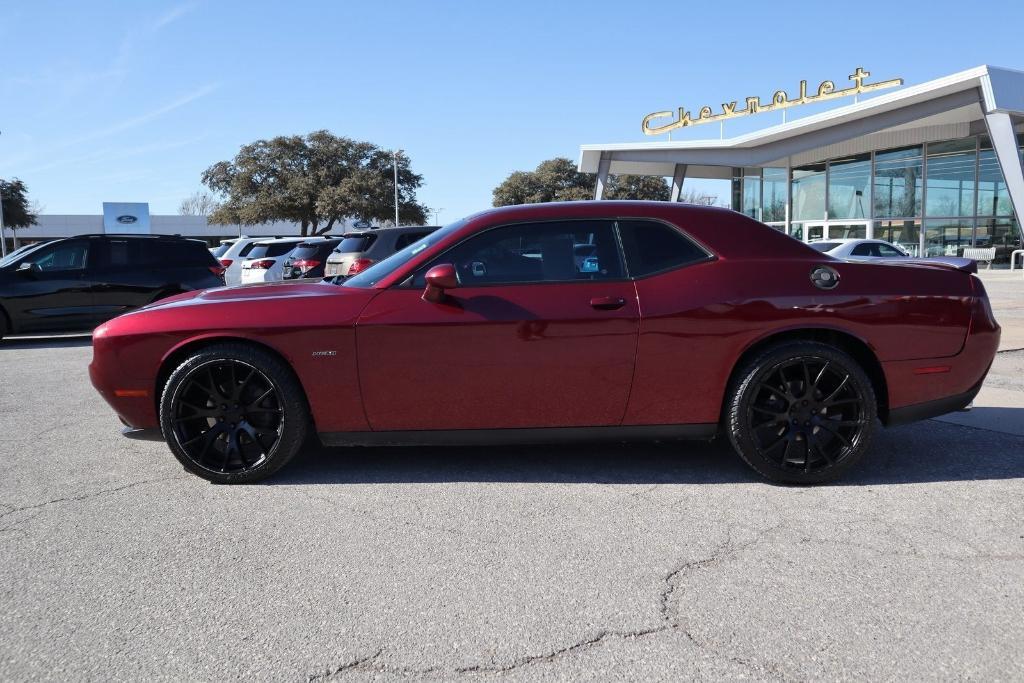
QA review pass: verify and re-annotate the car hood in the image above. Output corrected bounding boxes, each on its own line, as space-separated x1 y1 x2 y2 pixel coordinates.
143 280 349 309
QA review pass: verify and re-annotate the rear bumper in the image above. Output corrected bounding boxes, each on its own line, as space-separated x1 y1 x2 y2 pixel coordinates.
886 374 986 426
881 296 999 426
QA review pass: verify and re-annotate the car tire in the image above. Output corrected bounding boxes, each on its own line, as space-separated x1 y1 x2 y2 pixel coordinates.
159 343 310 484
726 341 877 484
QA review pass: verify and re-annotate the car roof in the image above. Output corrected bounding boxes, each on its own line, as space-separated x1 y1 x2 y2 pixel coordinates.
252 236 312 245
340 225 439 237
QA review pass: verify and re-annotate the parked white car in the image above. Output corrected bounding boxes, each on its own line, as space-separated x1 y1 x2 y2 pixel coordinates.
808 238 910 260
239 237 323 284
212 236 287 286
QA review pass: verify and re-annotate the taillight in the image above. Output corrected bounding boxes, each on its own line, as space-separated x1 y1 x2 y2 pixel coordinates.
347 258 374 275
219 258 233 268
292 259 321 270
208 265 226 277
248 260 275 270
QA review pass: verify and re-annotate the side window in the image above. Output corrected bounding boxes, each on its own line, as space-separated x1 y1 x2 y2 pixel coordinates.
415 221 623 286
877 244 903 257
850 243 873 256
30 241 90 272
616 220 709 277
107 239 132 266
395 232 428 250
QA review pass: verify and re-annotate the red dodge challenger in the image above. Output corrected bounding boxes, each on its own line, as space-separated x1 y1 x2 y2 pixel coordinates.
90 202 1000 485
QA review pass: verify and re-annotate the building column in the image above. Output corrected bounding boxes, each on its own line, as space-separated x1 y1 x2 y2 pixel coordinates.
594 153 611 200
670 164 687 202
983 112 1024 241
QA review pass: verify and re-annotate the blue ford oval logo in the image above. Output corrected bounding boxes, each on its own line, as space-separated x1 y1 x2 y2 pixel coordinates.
116 215 138 224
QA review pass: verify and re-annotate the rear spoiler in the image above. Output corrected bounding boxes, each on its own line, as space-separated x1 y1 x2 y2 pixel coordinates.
873 256 978 274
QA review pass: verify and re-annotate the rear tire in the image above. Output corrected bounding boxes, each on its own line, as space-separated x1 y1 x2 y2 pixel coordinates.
726 341 877 484
159 343 310 484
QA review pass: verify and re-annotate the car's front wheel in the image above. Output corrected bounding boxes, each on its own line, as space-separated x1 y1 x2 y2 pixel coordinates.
726 341 877 484
159 343 310 483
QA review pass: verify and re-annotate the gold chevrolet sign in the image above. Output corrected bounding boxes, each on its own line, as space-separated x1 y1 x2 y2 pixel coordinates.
642 67 904 135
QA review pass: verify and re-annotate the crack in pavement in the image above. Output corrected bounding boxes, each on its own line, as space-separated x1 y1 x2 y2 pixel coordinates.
310 523 792 680
0 475 188 520
308 650 384 681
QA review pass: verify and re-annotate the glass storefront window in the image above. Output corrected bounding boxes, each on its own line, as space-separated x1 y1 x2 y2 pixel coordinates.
874 146 922 218
925 139 976 217
977 217 1023 264
762 168 787 222
924 218 973 257
977 136 1014 216
827 153 871 219
741 168 761 220
829 224 867 239
876 220 921 257
792 163 826 221
790 222 805 242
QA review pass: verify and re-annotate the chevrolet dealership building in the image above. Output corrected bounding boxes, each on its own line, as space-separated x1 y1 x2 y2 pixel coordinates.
581 65 1024 262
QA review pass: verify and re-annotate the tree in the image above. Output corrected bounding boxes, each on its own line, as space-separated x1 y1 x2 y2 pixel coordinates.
492 157 671 206
677 187 720 206
178 191 221 217
1 179 39 244
201 131 428 235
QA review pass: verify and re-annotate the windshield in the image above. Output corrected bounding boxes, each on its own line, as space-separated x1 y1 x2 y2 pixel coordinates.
808 242 842 253
211 241 234 257
0 242 47 268
247 242 300 259
342 220 467 287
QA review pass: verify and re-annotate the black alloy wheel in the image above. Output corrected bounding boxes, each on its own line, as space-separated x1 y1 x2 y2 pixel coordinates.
726 341 877 484
160 344 309 483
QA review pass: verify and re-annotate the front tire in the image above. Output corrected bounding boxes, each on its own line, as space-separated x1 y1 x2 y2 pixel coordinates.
159 343 310 483
726 341 877 484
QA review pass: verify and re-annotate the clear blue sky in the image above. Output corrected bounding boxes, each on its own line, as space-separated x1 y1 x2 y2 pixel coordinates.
2 0 1023 223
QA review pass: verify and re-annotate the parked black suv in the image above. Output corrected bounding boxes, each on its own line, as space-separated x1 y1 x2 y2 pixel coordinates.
0 234 224 339
281 238 342 280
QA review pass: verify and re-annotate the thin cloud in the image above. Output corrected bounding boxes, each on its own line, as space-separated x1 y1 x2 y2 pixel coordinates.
19 135 209 175
66 84 219 146
152 1 200 31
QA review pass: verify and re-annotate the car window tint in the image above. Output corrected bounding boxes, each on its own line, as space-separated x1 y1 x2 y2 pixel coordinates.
416 220 622 286
395 232 429 250
850 243 873 256
237 241 258 257
616 220 709 277
32 241 90 271
212 242 234 257
877 244 904 257
337 235 376 252
248 242 298 259
290 241 337 259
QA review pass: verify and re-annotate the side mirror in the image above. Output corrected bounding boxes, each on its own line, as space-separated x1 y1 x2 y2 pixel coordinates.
16 262 41 277
422 263 458 303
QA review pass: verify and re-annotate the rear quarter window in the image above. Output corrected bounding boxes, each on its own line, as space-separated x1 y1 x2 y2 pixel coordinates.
337 235 377 253
138 240 216 266
394 232 429 250
617 220 710 277
247 242 299 259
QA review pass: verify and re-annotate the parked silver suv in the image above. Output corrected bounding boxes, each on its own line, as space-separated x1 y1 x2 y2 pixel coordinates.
324 225 438 278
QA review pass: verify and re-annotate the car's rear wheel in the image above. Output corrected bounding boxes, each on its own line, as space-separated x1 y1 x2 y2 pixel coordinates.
726 341 877 484
159 343 309 483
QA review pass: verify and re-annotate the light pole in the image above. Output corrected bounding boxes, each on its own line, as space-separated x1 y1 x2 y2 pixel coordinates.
0 129 6 258
432 208 444 225
393 149 402 227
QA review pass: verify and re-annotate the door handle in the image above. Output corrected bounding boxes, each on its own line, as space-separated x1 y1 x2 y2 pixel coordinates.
590 296 626 310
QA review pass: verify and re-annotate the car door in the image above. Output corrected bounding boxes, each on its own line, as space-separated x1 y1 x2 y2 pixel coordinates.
88 238 160 317
355 219 639 431
2 239 99 333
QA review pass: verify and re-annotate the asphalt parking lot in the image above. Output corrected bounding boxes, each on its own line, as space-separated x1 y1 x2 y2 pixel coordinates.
1 279 1023 680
